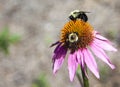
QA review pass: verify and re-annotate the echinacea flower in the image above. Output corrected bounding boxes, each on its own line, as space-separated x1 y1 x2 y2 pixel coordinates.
51 19 117 81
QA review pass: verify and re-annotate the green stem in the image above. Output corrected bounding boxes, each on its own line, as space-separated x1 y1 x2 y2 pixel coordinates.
76 71 83 87
81 67 89 87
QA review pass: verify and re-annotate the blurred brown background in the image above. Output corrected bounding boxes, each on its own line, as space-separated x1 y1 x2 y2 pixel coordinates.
0 0 120 87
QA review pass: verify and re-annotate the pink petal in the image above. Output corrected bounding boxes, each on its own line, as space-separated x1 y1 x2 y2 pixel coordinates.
76 50 82 64
76 49 84 69
53 43 61 53
68 52 78 81
95 32 108 41
93 38 117 52
77 49 88 78
50 41 60 47
93 31 108 41
53 56 65 74
83 48 100 78
90 43 115 69
53 45 67 74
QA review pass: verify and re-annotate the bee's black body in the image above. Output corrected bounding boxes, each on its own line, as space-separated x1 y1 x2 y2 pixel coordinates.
69 10 89 22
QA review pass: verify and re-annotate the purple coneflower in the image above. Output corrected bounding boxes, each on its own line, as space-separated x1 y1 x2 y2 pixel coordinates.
51 20 117 81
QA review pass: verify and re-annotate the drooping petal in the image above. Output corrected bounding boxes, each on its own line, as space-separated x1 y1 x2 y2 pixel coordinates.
76 49 84 69
50 41 60 47
93 32 117 52
83 48 100 78
53 42 62 53
94 31 108 41
94 38 117 51
90 43 115 69
53 45 67 74
76 50 81 64
52 43 62 61
53 56 64 74
68 52 78 81
77 49 89 78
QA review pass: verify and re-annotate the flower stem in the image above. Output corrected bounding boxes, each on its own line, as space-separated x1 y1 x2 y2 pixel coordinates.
76 65 89 87
81 67 89 87
76 71 83 87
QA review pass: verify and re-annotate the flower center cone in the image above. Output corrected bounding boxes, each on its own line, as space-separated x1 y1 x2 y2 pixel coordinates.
60 20 94 53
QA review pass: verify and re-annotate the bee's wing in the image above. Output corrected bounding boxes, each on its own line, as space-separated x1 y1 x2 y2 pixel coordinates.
80 11 91 13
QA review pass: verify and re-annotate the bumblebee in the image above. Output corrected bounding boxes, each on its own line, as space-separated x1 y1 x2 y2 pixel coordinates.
69 10 89 22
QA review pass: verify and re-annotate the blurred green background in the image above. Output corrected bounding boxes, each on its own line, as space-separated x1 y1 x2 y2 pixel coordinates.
0 0 120 87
